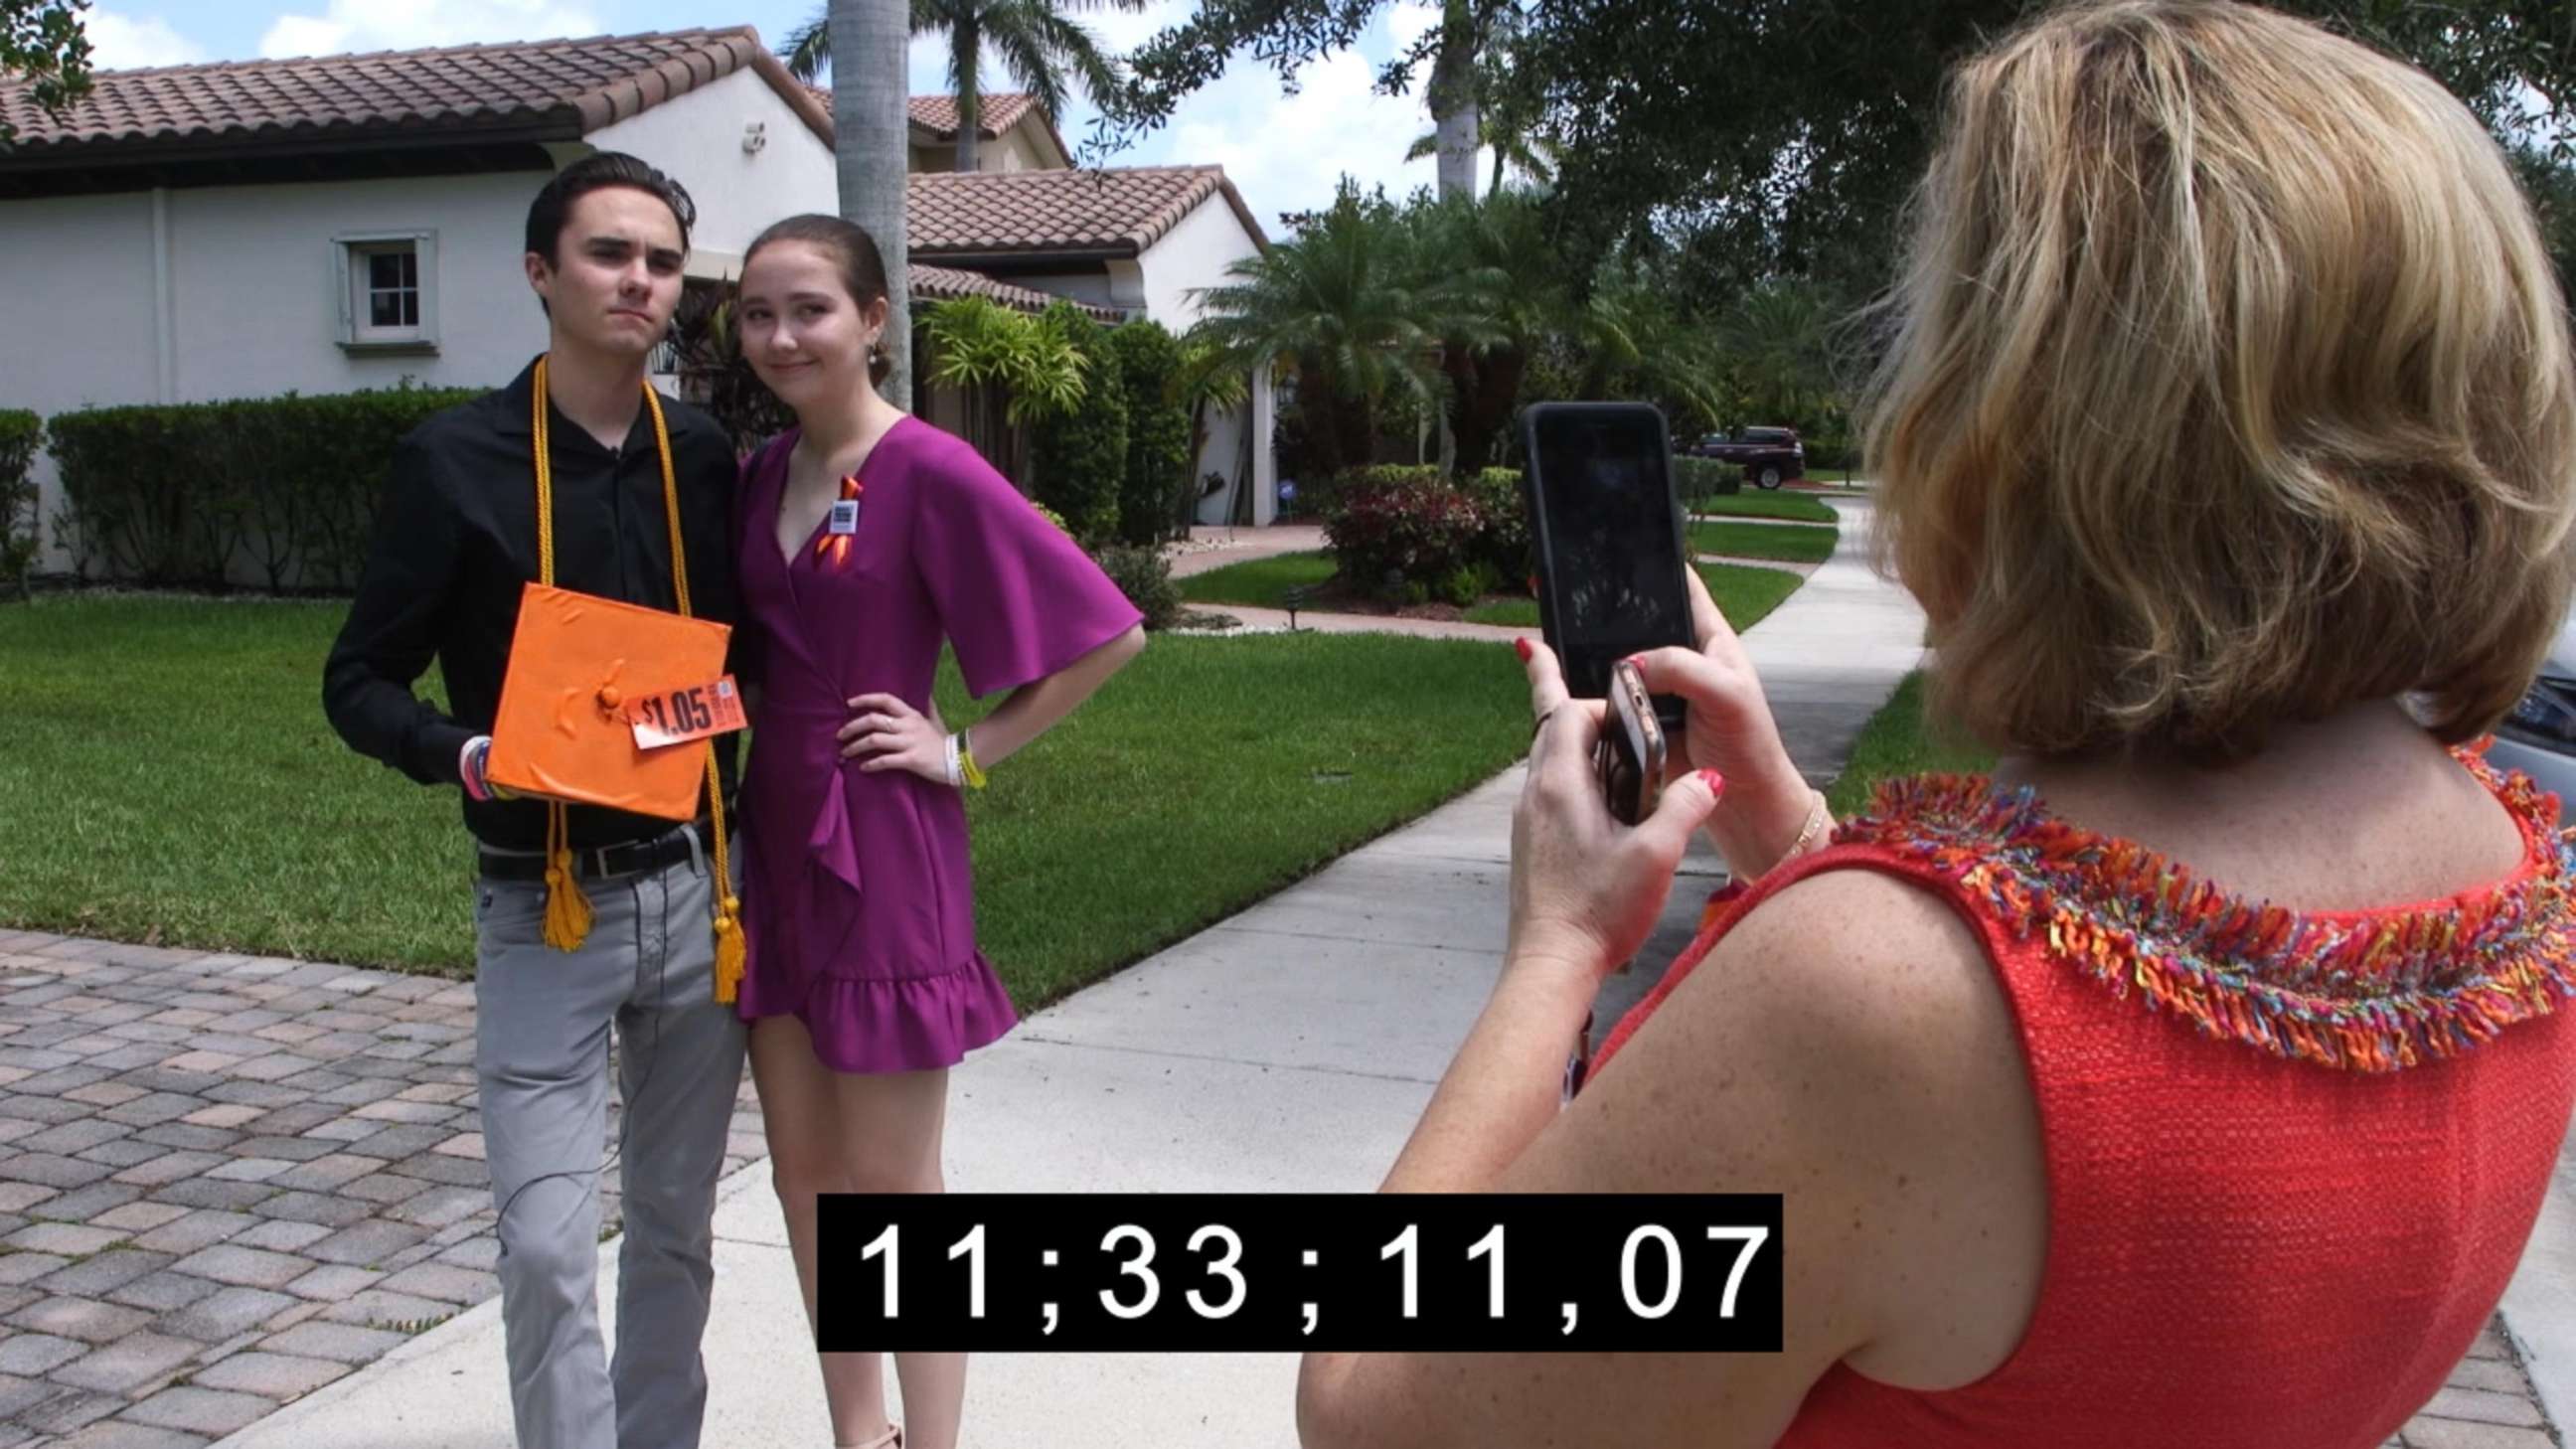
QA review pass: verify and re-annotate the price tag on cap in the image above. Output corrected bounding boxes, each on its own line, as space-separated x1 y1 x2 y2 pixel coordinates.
629 675 747 750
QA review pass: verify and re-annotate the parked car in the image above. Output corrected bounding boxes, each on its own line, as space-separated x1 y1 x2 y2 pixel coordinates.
1690 426 1806 488
2488 607 2576 805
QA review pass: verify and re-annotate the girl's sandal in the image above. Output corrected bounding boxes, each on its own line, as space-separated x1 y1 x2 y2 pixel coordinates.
848 1426 902 1449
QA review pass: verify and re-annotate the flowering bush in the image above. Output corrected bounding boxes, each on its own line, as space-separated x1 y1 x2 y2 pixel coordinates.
1324 469 1490 601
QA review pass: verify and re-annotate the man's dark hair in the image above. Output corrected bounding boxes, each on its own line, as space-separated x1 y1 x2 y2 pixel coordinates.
525 152 698 266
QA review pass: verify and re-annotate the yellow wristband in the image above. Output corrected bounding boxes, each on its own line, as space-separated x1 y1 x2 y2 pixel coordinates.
957 732 989 790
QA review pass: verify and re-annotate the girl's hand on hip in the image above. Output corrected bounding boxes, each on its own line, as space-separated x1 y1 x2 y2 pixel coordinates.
840 692 952 784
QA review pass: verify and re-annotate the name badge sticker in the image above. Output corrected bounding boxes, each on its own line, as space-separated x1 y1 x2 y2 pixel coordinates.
828 499 861 536
629 674 748 750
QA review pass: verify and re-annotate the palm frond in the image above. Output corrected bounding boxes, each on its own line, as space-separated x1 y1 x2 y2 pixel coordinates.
780 8 830 81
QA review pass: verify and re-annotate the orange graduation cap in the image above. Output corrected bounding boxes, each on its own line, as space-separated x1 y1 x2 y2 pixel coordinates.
486 357 745 1002
486 582 729 821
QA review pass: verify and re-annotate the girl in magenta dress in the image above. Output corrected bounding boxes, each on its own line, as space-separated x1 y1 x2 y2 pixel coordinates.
728 215 1145 1449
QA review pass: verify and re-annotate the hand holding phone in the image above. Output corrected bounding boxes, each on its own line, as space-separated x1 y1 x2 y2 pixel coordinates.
1521 402 1696 736
1595 659 1667 827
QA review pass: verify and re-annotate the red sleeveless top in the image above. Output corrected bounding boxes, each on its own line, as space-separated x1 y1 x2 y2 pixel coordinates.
1591 745 2576 1448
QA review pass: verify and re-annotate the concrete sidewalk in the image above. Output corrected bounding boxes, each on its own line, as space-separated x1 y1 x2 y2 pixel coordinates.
168 496 2572 1446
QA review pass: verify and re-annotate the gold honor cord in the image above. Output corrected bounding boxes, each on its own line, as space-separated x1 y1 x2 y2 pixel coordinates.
529 357 746 1002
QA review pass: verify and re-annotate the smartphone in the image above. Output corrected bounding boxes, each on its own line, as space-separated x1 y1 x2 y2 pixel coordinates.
1596 659 1668 827
1521 402 1695 735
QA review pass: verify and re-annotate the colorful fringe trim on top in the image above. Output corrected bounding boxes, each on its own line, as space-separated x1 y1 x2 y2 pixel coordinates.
1830 743 2576 1073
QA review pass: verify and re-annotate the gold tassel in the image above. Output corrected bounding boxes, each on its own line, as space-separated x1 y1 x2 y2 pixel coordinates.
714 903 745 1005
542 800 593 951
703 749 741 1003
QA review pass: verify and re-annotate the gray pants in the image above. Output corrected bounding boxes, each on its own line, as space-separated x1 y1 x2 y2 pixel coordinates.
472 848 747 1449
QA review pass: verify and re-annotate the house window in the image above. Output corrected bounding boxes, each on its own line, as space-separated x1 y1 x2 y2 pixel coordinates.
335 233 439 353
364 248 419 328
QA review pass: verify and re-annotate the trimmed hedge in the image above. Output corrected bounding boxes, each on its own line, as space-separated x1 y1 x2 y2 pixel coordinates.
47 385 485 591
0 409 39 600
1104 321 1192 548
1031 304 1126 544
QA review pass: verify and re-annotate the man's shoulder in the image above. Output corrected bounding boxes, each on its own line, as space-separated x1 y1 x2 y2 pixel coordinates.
398 385 514 457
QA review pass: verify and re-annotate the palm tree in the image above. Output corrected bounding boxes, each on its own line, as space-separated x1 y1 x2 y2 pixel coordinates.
1186 185 1461 477
1424 0 1482 199
1169 335 1249 532
1414 191 1559 469
1575 260 1730 431
785 0 1142 172
1408 15 1553 201
1404 117 1558 201
1716 279 1840 424
829 0 912 403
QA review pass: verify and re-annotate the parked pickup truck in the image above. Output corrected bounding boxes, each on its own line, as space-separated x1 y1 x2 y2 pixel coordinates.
1690 426 1806 488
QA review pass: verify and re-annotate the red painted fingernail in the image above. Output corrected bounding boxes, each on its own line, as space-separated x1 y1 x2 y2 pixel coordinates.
1514 638 1532 662
1697 769 1725 798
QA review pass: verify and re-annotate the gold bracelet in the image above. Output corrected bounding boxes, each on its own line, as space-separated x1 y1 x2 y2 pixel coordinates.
957 731 990 791
1775 789 1829 871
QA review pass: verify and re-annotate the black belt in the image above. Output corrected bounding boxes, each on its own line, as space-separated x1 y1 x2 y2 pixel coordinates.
478 823 706 883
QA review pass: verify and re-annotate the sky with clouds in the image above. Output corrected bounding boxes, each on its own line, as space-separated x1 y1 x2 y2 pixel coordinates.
81 0 1462 230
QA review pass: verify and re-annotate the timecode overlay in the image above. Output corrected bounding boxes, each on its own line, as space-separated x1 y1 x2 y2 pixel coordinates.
817 1195 1783 1353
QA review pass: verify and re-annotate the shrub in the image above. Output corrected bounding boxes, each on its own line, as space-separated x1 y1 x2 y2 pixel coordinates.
0 409 38 599
1461 467 1530 585
1104 321 1192 547
1323 470 1488 600
1031 304 1127 543
1433 560 1501 608
46 384 486 590
1089 543 1183 631
1673 456 1742 510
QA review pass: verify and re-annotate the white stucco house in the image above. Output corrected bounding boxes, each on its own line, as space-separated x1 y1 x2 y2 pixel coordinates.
0 26 1278 578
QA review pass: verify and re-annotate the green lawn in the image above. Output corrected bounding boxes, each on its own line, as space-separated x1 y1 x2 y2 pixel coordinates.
1176 551 1339 610
0 597 1527 1008
1687 519 1839 564
1463 562 1806 633
1824 671 1996 819
1690 492 1840 525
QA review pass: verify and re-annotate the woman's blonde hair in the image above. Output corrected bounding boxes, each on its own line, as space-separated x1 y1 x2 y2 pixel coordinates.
1865 0 2576 763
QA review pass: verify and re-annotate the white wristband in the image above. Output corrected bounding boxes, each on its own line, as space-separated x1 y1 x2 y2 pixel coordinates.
460 735 492 802
943 731 964 789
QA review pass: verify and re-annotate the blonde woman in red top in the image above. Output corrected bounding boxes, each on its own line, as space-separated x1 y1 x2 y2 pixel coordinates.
1298 3 2576 1445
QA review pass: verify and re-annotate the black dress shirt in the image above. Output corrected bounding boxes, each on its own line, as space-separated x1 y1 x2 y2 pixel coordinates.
323 356 745 852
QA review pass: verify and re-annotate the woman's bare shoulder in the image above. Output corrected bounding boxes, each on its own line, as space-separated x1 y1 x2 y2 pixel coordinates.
1589 864 2048 1387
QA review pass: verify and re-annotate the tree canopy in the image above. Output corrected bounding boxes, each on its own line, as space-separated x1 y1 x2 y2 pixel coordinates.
1 0 94 148
1101 0 2574 293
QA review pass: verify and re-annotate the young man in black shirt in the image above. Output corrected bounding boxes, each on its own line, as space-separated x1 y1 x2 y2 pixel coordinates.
323 154 745 1449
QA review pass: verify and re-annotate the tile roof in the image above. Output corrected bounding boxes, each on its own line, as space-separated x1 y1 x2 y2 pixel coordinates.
0 27 833 160
909 261 1120 320
908 91 1038 140
908 165 1266 258
804 87 1040 140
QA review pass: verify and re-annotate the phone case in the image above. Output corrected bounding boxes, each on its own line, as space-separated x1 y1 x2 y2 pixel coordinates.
1519 402 1695 733
1596 660 1668 826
